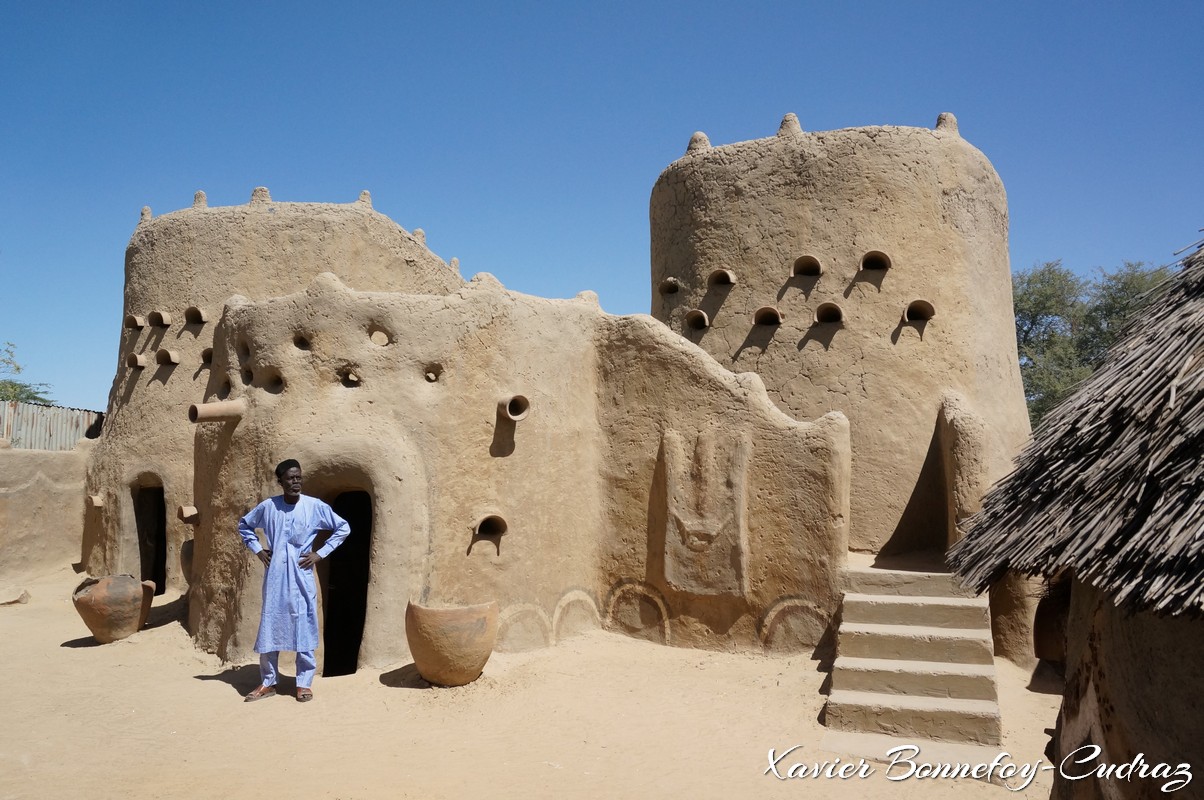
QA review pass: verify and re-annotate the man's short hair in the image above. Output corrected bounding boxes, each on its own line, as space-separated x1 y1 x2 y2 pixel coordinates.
275 459 301 480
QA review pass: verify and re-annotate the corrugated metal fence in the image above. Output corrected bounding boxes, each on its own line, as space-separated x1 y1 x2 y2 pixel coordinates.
0 401 103 451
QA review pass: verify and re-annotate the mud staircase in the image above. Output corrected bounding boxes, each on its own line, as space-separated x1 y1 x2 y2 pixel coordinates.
823 552 1002 746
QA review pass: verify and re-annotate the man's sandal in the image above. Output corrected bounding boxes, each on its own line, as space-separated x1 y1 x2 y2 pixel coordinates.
243 684 277 702
296 688 313 703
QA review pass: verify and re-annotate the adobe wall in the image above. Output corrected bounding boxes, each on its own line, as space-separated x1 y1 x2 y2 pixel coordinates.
187 274 850 667
1051 579 1202 798
0 439 90 583
83 190 464 594
650 114 1030 554
594 315 850 649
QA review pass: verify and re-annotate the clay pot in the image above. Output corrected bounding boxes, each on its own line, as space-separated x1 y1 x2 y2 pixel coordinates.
405 600 499 686
72 574 155 643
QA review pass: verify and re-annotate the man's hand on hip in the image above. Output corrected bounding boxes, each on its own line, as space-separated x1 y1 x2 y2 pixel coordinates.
299 552 322 569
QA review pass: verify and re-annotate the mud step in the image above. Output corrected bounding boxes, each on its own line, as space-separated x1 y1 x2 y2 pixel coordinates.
824 689 1002 746
841 593 990 628
830 656 998 701
837 622 994 664
844 566 977 598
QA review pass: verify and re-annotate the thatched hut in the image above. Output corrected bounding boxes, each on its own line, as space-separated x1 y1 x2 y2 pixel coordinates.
950 246 1204 799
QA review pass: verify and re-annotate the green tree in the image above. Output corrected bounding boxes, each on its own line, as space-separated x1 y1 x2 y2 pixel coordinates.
0 341 52 404
1014 260 1174 427
1013 261 1092 426
1078 261 1174 365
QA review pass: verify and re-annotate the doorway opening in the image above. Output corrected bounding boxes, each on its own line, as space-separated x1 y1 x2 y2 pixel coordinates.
318 490 373 676
132 481 167 595
879 418 951 560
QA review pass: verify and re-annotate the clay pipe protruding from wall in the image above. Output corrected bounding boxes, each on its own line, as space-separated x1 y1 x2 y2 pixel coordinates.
754 306 784 325
792 255 822 277
177 505 200 524
126 354 148 369
859 251 892 272
684 309 710 330
155 349 180 365
148 311 173 327
87 494 104 508
707 269 737 287
473 514 508 537
499 395 530 422
815 302 844 324
124 314 146 329
658 277 680 295
904 299 936 323
189 398 247 423
184 306 208 324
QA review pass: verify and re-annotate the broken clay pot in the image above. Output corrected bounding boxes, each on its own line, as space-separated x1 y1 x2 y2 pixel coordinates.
405 600 499 687
72 574 155 643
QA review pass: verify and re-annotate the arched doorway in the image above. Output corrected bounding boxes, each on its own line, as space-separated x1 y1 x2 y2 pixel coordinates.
317 490 373 676
131 477 167 596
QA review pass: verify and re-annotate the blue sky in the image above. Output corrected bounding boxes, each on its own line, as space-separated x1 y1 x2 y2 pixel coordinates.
2 2 1201 410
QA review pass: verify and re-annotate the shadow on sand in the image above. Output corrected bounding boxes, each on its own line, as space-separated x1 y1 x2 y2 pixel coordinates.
194 663 279 696
378 663 430 690
60 636 101 648
144 594 187 630
1027 660 1065 695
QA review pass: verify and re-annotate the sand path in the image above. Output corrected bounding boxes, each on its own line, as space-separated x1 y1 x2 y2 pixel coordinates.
0 566 1061 799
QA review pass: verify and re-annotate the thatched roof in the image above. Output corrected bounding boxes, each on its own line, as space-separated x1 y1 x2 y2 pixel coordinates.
950 247 1204 617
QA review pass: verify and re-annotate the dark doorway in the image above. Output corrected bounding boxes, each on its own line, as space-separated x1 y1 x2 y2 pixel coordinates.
132 483 167 596
318 490 372 677
880 420 951 558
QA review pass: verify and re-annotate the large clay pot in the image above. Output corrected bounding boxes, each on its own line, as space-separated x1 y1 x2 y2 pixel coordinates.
405 600 499 686
72 575 155 643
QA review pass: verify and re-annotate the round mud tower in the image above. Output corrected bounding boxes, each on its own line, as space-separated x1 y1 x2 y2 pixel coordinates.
405 601 499 687
71 574 155 643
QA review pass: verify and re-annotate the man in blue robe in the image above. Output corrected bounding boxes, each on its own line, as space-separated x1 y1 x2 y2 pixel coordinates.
239 459 350 702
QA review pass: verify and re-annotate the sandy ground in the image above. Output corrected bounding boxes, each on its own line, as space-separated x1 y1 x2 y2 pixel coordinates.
0 566 1062 800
